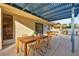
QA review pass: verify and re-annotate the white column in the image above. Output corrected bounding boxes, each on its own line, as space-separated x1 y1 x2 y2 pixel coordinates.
0 7 2 50
71 4 75 53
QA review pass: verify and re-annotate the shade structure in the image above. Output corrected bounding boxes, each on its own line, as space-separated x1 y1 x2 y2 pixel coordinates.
5 3 79 53
7 3 79 21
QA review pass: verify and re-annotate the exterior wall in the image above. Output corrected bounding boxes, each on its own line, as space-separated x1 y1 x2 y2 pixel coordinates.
0 4 49 50
43 25 48 35
14 16 48 41
15 17 35 37
0 7 2 50
15 21 34 37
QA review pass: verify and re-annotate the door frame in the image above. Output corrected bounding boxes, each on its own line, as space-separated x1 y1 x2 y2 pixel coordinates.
2 13 15 48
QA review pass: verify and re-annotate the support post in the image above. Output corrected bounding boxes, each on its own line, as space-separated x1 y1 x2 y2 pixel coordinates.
71 4 75 53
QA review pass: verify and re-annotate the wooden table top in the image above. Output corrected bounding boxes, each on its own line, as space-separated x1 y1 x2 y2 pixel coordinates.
17 35 48 44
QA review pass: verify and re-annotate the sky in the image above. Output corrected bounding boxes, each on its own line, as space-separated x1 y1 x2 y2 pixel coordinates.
53 14 79 24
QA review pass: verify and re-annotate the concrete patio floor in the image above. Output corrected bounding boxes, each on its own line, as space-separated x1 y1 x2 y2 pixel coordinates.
0 34 79 56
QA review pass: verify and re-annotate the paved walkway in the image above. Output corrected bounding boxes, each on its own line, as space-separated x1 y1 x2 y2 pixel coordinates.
0 34 79 56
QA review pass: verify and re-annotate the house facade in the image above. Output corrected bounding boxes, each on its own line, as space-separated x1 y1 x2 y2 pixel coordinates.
0 4 49 50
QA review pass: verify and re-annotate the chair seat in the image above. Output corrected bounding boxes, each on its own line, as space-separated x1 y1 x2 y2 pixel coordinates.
29 43 41 50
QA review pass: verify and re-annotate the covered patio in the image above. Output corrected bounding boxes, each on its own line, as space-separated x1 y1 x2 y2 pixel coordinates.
0 3 79 56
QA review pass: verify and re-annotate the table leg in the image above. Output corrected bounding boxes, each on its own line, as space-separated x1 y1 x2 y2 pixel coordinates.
24 43 27 56
16 39 19 53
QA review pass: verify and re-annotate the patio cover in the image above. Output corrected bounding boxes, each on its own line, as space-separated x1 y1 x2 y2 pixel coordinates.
6 3 79 53
7 3 79 21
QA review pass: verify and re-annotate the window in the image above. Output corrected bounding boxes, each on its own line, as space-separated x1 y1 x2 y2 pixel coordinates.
35 23 43 35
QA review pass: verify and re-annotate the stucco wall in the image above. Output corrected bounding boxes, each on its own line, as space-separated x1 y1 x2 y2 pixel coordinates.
14 15 48 41
14 16 46 40
43 25 48 35
0 7 2 50
0 4 49 50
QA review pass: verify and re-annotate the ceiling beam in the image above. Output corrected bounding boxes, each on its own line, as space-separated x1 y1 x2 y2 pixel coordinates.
44 8 71 18
22 3 31 10
44 7 78 18
31 4 49 12
36 3 65 15
46 13 71 20
41 4 72 16
46 10 78 20
48 15 71 21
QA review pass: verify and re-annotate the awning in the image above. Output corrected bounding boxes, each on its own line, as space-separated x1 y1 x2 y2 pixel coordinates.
7 3 79 21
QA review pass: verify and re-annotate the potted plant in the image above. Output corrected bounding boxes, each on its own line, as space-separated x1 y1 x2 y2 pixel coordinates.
32 31 37 36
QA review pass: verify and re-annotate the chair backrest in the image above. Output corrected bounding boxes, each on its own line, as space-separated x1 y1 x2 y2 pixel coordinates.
47 32 53 42
47 32 52 37
34 36 42 48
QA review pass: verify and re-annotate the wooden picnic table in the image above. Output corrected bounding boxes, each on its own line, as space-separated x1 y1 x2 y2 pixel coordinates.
16 35 48 56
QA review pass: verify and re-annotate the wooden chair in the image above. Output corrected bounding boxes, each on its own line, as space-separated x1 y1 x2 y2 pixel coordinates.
29 36 44 56
42 32 52 54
